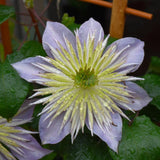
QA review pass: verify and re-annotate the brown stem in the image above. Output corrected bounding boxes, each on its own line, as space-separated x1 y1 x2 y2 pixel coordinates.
28 8 42 43
41 16 51 22
32 9 45 27
40 0 52 16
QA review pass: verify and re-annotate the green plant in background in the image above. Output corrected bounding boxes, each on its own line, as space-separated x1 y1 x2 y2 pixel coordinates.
23 0 34 8
62 13 80 32
0 5 15 24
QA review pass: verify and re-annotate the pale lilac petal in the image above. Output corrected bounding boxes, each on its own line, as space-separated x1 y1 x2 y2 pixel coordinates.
12 56 49 82
42 21 76 58
109 37 144 73
39 112 71 144
13 99 37 120
124 82 152 111
0 154 7 160
78 18 104 47
11 134 51 160
86 112 122 152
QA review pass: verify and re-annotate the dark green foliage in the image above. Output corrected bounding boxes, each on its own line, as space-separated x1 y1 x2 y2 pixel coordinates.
140 104 160 124
0 41 46 118
148 56 160 74
61 13 80 32
7 40 46 63
110 116 160 160
107 37 118 46
0 5 15 24
40 152 57 160
51 131 112 160
0 60 31 118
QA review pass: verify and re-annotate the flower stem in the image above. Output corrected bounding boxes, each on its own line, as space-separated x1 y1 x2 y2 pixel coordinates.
28 8 42 43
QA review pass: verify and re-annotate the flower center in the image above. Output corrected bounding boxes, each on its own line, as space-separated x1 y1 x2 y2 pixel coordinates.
74 67 98 88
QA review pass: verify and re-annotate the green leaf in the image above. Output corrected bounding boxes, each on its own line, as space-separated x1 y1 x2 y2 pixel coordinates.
0 41 47 118
138 74 160 110
7 40 47 63
0 60 31 118
107 37 118 46
40 152 57 160
148 56 160 74
110 116 160 160
52 131 112 160
0 5 15 24
62 13 80 32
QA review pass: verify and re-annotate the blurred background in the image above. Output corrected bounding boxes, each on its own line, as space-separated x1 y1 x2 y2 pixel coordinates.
2 0 160 74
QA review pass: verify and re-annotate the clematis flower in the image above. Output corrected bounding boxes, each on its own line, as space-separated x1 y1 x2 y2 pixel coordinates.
0 100 51 160
12 18 152 152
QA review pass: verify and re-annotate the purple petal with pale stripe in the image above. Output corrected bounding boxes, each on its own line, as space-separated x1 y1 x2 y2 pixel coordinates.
39 112 71 144
126 82 152 111
78 18 104 47
109 37 144 73
86 112 122 152
42 21 76 58
11 133 51 160
13 99 37 120
12 56 49 82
